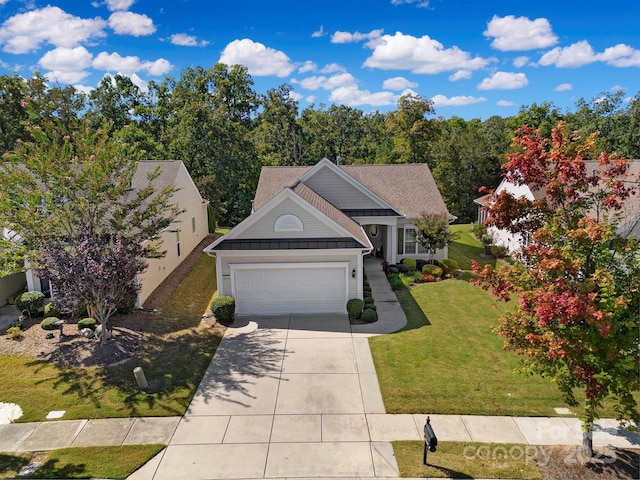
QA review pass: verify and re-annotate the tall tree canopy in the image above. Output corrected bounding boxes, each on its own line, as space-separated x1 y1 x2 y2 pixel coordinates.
473 121 640 457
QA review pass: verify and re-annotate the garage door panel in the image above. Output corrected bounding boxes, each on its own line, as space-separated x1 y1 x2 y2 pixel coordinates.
232 263 347 315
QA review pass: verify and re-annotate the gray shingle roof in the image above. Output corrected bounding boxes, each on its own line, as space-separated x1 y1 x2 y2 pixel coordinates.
254 162 450 220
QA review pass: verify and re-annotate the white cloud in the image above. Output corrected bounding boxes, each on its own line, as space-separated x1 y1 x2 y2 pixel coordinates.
448 70 471 81
289 91 303 101
331 29 383 44
74 84 95 94
431 94 486 107
219 39 295 77
297 72 356 91
108 11 155 36
170 33 209 47
538 41 596 68
38 46 93 83
391 0 431 7
497 100 516 107
319 63 345 74
105 0 135 11
484 15 558 51
298 61 317 73
599 43 640 67
383 76 417 90
311 25 326 38
555 83 572 92
92 51 172 76
513 56 530 68
478 71 528 90
329 85 395 107
0 6 107 54
363 32 493 74
539 41 640 68
128 72 148 92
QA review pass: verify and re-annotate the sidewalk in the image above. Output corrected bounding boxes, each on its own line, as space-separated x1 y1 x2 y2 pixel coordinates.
0 256 638 480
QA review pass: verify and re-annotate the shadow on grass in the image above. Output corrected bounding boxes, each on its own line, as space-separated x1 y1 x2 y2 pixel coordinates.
22 458 87 479
395 289 431 331
0 453 30 478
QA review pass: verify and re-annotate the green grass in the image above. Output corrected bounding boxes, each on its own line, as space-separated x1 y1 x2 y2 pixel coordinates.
393 441 542 479
370 224 618 416
1 252 222 422
0 445 164 479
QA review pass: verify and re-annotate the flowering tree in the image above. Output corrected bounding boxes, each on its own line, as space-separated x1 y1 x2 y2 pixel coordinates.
0 111 181 344
37 230 147 344
413 212 457 264
473 121 640 457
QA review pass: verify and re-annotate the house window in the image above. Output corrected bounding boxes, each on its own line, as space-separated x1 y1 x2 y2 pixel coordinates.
274 214 303 232
402 227 429 255
192 217 196 233
176 230 181 257
369 225 379 238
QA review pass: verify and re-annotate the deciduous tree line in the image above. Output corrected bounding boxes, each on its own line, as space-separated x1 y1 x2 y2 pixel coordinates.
1 65 639 225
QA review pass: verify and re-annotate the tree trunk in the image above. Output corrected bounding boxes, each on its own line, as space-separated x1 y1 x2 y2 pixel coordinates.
582 400 595 458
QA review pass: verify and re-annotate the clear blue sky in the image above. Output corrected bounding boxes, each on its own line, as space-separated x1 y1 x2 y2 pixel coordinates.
0 0 638 120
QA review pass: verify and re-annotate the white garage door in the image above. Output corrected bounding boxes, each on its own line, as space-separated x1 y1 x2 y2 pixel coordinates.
231 262 348 315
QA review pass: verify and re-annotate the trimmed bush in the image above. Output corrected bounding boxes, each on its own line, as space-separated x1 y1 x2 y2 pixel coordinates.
396 263 410 273
41 317 60 331
440 258 459 271
211 295 236 323
346 298 364 320
15 291 45 317
6 326 22 339
362 308 378 323
364 302 376 311
77 317 97 331
387 265 399 274
117 292 137 314
415 259 429 272
44 301 62 318
490 245 509 258
401 258 417 271
422 264 443 277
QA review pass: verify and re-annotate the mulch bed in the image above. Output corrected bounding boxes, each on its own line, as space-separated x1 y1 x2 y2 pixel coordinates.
0 236 225 369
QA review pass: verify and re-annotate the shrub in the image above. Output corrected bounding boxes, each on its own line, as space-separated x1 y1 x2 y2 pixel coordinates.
77 317 97 331
15 291 45 317
44 301 62 318
346 298 364 319
387 273 405 291
364 295 373 305
364 302 376 311
471 223 487 239
117 292 137 314
362 308 378 323
6 326 22 339
396 263 410 273
491 245 509 258
387 265 399 274
363 286 372 294
211 295 236 323
422 264 443 277
41 317 60 331
401 258 417 271
440 258 459 271
415 259 429 272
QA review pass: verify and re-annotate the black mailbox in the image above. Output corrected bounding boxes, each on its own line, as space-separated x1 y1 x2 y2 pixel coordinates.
423 416 437 465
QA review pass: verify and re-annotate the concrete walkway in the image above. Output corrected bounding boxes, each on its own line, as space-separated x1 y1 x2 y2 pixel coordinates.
1 256 639 479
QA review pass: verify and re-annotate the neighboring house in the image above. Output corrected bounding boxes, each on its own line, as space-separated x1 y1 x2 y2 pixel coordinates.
474 160 640 254
205 158 452 315
0 160 209 308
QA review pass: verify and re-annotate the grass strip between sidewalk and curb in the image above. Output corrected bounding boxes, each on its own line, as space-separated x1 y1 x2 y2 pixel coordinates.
0 444 164 479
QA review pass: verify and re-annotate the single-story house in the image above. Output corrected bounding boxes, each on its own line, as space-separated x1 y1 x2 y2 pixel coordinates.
0 160 209 308
205 157 452 315
475 160 640 254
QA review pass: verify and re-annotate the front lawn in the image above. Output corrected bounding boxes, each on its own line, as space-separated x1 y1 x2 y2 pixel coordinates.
369 224 616 417
0 246 222 422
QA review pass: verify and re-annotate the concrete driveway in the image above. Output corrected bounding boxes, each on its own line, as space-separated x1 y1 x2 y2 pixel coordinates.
145 314 398 480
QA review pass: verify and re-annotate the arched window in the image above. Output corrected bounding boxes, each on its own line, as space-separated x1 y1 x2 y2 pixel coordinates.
275 214 303 232
369 225 379 238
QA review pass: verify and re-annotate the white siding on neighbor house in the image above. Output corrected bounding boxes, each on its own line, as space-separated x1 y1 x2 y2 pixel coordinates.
0 272 27 307
138 165 209 306
243 198 341 239
217 251 362 301
304 166 384 210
